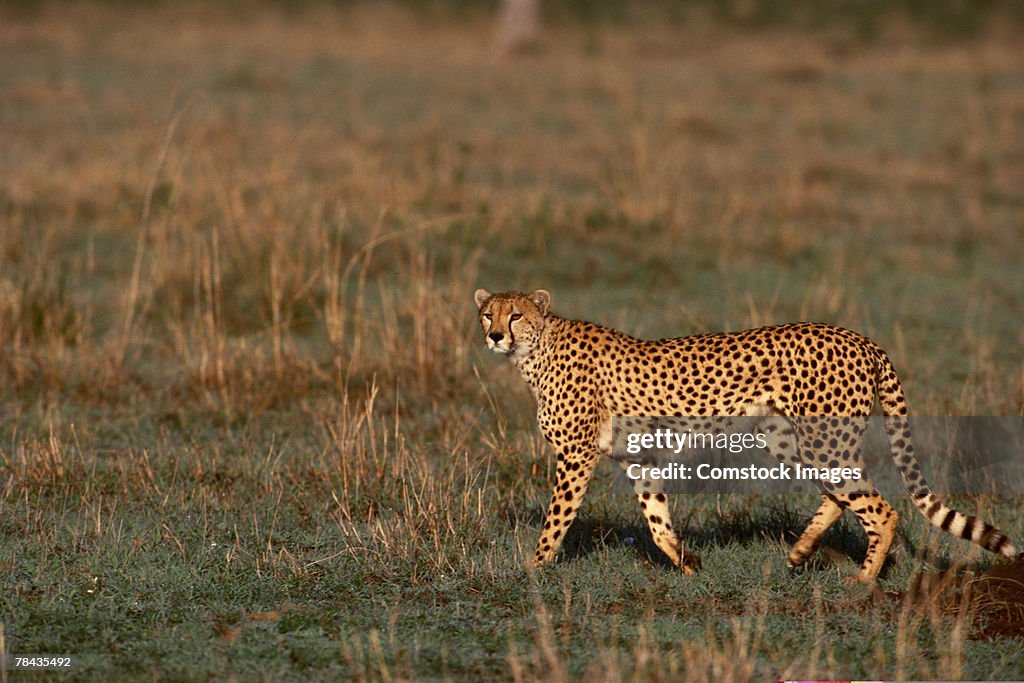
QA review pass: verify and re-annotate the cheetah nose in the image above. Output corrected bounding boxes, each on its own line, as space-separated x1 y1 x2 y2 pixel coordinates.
488 332 504 343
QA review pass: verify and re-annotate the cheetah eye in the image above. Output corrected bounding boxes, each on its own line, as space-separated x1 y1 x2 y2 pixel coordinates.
510 313 523 322
482 313 492 320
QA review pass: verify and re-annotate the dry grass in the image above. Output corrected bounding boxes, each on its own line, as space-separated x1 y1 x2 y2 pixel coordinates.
1 2 1023 680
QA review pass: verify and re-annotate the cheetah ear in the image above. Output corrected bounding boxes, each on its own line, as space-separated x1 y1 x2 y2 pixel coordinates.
474 288 493 310
529 289 551 314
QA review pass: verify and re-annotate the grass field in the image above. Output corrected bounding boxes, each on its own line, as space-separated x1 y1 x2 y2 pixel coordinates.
2 2 1024 680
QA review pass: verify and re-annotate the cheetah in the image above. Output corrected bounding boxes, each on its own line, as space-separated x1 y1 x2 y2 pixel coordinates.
474 288 1016 583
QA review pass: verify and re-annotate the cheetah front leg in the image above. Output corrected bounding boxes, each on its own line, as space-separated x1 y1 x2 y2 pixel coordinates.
636 489 701 574
606 454 700 573
532 449 598 567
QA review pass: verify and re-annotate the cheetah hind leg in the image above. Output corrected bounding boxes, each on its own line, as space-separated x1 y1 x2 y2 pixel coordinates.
782 416 897 582
841 492 899 583
748 413 848 572
787 494 845 569
786 491 899 583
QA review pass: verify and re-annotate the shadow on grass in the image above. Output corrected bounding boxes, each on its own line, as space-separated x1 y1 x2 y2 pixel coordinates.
508 497 916 578
507 493 1014 583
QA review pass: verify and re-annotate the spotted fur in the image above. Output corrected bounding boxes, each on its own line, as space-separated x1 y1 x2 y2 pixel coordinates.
474 288 1015 583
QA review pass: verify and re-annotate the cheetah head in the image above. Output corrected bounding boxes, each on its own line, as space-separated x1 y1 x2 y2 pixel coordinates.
474 288 551 358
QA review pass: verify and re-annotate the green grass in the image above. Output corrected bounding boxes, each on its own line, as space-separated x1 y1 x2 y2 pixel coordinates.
1 2 1023 680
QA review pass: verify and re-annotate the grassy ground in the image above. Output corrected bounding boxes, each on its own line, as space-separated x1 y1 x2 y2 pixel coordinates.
1 3 1023 680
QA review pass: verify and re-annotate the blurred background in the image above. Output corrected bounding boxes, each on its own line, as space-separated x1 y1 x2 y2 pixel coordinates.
2 1 1023 679
3 0 1023 410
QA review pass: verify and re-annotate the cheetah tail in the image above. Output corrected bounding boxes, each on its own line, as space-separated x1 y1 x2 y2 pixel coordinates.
875 348 1017 557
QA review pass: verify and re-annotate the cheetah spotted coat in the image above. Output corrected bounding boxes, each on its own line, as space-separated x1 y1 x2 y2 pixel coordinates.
475 288 1015 582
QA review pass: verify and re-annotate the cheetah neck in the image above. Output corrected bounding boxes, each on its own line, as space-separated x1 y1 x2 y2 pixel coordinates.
509 315 565 389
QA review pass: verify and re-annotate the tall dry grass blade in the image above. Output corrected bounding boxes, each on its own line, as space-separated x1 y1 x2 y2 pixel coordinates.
113 103 188 372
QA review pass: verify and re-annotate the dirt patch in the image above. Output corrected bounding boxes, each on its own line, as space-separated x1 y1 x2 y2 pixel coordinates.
890 555 1024 640
968 557 1024 639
